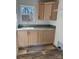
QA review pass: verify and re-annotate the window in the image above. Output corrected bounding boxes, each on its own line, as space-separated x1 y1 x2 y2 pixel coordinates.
21 6 35 22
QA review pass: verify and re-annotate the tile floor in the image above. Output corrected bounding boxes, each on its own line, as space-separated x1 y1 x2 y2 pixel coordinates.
17 45 63 59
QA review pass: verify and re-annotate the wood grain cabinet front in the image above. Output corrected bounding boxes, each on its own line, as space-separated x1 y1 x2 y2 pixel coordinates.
17 30 29 47
17 30 55 47
28 31 38 46
38 3 44 20
17 30 38 47
44 2 53 20
38 1 58 20
38 30 55 45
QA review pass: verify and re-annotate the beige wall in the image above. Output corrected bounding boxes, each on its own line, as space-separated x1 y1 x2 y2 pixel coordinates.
54 0 63 49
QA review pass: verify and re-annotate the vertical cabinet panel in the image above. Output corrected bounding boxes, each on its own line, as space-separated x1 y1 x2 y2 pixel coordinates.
38 3 44 20
38 30 45 45
38 30 55 45
46 30 55 43
51 2 58 20
17 30 28 47
44 2 52 20
28 31 38 46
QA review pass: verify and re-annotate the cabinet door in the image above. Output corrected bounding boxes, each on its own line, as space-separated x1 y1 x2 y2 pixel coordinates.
51 2 58 20
44 30 55 44
38 2 58 20
38 30 44 45
38 3 44 20
28 31 38 46
38 30 55 45
44 2 52 20
17 30 29 47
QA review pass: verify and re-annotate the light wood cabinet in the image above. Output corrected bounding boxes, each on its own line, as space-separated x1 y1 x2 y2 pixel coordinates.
28 31 38 46
38 30 55 45
38 3 44 20
44 2 53 20
17 30 38 47
17 30 29 47
17 30 55 47
51 2 58 20
38 2 58 20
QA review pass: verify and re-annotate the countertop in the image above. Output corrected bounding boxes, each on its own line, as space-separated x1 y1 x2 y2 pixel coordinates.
16 24 56 30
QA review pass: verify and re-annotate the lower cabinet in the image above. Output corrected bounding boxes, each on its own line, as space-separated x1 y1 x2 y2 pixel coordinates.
17 30 29 47
28 31 38 46
38 30 55 45
17 30 55 47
